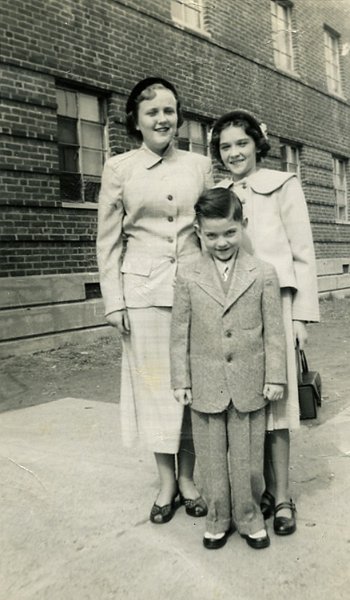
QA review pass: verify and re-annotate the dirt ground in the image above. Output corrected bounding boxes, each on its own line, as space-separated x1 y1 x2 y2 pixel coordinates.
1 296 349 419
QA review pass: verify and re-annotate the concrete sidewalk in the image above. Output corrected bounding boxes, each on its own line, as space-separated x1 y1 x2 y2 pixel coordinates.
1 397 349 600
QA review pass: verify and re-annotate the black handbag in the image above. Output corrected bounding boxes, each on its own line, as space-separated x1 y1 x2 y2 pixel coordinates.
296 346 322 420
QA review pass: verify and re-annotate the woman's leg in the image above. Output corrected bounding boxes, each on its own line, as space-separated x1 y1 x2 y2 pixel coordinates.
263 432 275 493
265 428 293 518
154 452 177 506
177 407 198 499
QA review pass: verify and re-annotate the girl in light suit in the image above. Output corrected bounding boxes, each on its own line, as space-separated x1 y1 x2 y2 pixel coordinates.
210 110 319 536
97 77 212 524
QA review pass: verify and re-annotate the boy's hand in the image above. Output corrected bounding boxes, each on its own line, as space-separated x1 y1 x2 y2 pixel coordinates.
263 384 284 402
174 388 193 406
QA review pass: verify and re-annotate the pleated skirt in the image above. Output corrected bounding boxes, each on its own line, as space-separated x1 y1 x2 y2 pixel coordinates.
120 306 184 453
266 288 300 432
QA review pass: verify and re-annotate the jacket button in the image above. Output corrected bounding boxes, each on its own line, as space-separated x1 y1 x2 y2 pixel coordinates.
225 330 232 337
242 182 247 189
170 257 176 264
167 237 174 243
167 194 173 201
168 216 174 222
226 354 233 362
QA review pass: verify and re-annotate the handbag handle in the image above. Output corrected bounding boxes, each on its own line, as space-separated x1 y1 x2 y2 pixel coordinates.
300 349 309 373
295 344 302 384
295 343 309 383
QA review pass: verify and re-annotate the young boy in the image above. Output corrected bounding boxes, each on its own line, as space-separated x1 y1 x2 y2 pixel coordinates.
170 188 286 550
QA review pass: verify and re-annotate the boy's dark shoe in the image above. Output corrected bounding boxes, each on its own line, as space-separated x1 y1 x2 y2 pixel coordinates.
203 529 232 550
242 529 270 549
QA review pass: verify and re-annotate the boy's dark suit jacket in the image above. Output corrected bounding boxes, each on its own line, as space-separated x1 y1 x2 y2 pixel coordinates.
170 248 287 414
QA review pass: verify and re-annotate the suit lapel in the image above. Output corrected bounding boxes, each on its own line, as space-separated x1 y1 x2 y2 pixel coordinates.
194 254 226 307
223 249 257 314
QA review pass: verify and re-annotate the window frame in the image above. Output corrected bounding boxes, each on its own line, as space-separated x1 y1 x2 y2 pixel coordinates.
270 0 295 73
324 27 342 96
56 87 108 204
332 156 348 222
170 0 205 32
280 141 301 179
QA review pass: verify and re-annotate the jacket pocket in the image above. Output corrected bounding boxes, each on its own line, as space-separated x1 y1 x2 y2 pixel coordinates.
121 256 153 276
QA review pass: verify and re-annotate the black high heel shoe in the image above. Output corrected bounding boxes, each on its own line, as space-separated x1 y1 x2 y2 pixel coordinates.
150 488 179 524
180 493 208 518
273 499 296 536
260 490 275 520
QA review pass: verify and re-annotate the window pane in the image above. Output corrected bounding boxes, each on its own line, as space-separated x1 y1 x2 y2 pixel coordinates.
79 94 100 122
59 173 81 200
81 121 104 150
171 0 183 21
178 121 189 138
57 116 78 144
81 149 104 176
191 142 205 155
189 121 203 143
185 5 201 28
83 178 101 203
59 147 79 172
177 138 190 151
56 89 77 118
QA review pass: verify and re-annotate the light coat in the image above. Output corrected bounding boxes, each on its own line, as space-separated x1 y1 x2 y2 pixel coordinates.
170 249 287 414
97 143 213 315
216 169 320 322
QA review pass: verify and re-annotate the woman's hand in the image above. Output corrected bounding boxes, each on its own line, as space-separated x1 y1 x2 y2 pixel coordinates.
106 309 130 336
293 320 307 349
174 388 192 406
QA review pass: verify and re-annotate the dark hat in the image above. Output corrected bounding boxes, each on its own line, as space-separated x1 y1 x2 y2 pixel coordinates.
211 109 267 139
125 77 183 139
126 77 179 115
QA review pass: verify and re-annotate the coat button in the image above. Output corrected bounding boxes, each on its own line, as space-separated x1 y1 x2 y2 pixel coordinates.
170 257 176 264
167 237 174 243
242 182 247 189
225 330 232 338
168 216 174 222
167 194 173 201
226 354 233 362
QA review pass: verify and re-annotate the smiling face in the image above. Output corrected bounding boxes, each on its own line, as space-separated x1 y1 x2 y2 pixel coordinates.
136 87 178 155
196 213 247 262
219 125 257 181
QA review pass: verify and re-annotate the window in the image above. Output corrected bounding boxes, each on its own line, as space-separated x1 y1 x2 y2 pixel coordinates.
333 157 348 221
177 119 209 155
171 0 203 30
270 0 294 72
324 28 342 95
280 143 301 179
56 88 107 202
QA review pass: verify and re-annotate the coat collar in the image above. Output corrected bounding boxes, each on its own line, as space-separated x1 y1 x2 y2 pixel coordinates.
140 142 177 169
215 168 296 195
193 248 257 313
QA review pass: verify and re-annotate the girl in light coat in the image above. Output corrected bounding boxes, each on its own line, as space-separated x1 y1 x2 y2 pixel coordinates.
211 109 319 536
97 77 212 524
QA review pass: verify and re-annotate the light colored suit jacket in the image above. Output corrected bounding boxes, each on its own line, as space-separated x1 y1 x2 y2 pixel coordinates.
170 249 287 414
97 143 213 315
216 169 320 322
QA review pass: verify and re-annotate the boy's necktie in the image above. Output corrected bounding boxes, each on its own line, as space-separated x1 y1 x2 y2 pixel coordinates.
222 265 230 281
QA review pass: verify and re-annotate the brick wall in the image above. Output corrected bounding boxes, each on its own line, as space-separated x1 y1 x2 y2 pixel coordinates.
1 0 350 278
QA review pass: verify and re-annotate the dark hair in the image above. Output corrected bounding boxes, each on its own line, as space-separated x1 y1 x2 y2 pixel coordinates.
195 187 244 223
125 77 183 141
210 110 271 165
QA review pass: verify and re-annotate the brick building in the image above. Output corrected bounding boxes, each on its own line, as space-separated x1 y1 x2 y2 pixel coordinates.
1 0 350 355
